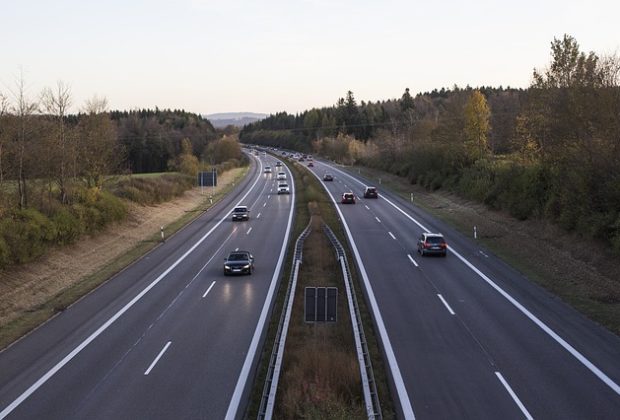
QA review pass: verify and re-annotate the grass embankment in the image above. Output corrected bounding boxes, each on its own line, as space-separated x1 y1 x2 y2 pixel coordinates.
248 158 395 418
0 167 248 350
350 164 620 335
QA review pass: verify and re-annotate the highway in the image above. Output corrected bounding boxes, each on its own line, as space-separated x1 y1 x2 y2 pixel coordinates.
308 158 620 419
0 152 294 419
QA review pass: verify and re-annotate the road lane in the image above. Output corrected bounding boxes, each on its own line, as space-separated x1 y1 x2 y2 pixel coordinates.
0 153 295 419
310 159 620 419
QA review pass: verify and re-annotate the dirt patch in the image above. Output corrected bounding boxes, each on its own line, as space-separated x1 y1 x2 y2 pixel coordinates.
0 168 245 332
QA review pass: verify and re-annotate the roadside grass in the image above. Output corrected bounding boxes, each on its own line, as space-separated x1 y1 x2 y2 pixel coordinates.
0 167 248 350
349 164 620 336
247 158 396 418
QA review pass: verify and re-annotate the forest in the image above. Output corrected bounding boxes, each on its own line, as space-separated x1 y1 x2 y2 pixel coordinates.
241 35 620 253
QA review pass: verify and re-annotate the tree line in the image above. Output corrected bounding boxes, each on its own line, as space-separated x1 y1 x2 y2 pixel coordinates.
241 35 620 253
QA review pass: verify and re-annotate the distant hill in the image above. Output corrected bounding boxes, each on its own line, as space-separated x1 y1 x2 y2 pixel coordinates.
205 112 268 128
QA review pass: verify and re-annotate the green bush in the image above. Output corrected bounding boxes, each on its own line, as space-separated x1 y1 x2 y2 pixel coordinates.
0 209 55 264
51 208 84 245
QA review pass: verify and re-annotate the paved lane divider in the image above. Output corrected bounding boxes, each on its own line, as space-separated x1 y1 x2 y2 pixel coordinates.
202 281 216 299
437 294 455 316
144 341 172 376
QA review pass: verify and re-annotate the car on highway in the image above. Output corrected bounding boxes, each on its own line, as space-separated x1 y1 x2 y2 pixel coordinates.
363 186 378 198
223 250 254 275
323 173 334 181
277 182 290 194
275 161 282 167
341 192 356 204
277 171 287 180
417 232 447 256
264 166 272 173
308 162 314 167
231 206 250 221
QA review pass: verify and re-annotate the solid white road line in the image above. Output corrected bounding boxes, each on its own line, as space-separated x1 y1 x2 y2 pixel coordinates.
202 281 216 298
375 216 381 223
437 294 455 315
495 372 533 420
246 227 253 235
388 232 396 240
407 254 419 267
144 341 172 376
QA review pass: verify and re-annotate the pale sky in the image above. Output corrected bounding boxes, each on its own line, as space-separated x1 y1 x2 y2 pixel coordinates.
1 0 618 115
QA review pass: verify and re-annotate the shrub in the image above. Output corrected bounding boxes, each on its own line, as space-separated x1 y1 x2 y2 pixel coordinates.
51 208 84 245
0 236 10 269
0 209 55 264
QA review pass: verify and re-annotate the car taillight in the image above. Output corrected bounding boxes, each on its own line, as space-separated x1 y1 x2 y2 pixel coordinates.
424 242 430 248
441 243 447 248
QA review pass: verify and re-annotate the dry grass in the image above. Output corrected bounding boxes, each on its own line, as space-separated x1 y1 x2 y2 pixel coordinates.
276 215 366 419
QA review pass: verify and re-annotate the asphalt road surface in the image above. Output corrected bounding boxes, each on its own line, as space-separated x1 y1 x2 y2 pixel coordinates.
309 159 620 419
0 152 294 420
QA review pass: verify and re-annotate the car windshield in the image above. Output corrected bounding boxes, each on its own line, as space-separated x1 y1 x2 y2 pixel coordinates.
228 253 248 261
426 236 444 244
367 188 376 192
234 207 247 213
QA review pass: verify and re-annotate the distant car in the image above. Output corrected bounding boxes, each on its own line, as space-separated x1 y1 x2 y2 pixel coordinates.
323 173 334 181
417 233 447 257
307 162 314 167
363 186 378 198
231 206 250 221
275 161 282 167
224 251 254 275
277 171 287 180
277 182 290 194
264 166 272 173
341 192 355 204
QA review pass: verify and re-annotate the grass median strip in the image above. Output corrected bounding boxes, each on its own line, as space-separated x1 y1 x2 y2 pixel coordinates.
248 158 395 418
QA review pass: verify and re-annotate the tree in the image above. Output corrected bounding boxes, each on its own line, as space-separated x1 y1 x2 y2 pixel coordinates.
41 81 72 203
78 95 120 187
0 91 8 190
10 71 39 209
177 138 199 176
464 90 491 160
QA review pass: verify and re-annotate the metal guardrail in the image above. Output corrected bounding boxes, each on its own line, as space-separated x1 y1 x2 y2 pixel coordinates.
324 224 383 420
257 222 312 420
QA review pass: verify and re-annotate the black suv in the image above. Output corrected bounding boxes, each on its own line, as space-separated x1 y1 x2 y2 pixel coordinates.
363 186 378 198
224 251 254 275
417 233 447 257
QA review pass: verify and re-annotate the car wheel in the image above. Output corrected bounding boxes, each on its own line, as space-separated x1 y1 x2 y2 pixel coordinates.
420 249 425 257
442 252 447 257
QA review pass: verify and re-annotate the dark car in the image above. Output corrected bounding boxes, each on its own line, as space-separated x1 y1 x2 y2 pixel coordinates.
224 251 254 275
308 162 314 167
341 192 356 204
417 233 447 256
323 173 334 181
363 186 378 198
231 206 250 221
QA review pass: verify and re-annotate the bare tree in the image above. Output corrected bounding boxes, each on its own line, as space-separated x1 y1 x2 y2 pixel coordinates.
41 81 72 203
78 95 120 187
9 70 39 209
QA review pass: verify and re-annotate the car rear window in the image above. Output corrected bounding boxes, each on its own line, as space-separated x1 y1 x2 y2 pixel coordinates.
234 207 247 212
426 236 444 244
